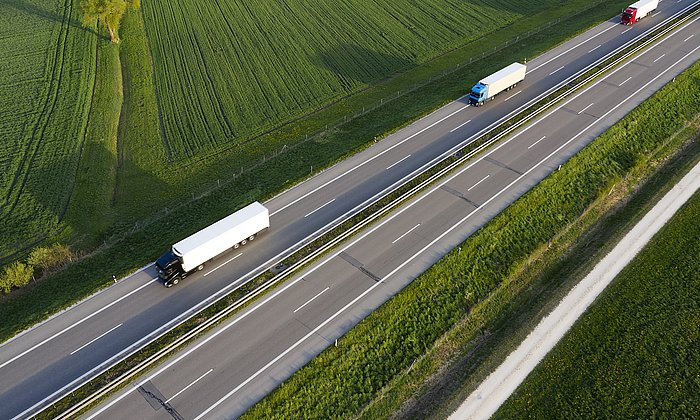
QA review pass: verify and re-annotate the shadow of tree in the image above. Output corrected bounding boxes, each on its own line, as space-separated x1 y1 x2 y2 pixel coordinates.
1 0 104 39
315 43 416 86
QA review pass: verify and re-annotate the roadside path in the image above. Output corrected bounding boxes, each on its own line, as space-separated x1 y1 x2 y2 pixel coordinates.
449 158 700 419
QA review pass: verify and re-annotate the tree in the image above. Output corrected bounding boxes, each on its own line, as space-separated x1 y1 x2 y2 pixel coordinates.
27 243 73 276
80 0 140 43
0 262 33 294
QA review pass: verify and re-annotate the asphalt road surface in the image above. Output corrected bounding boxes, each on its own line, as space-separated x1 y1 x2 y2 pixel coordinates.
83 5 700 420
1 1 698 418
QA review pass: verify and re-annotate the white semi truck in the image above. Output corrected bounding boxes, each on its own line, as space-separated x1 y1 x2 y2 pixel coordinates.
155 202 270 287
621 0 658 25
468 62 527 106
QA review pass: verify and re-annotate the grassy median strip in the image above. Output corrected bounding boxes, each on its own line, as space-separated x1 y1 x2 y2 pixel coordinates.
242 58 700 419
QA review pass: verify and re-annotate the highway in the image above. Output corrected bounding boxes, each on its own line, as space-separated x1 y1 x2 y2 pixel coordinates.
83 5 700 420
1 1 699 418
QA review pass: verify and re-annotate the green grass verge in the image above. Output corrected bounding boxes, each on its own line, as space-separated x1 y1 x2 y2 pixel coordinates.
241 57 700 419
0 1 631 340
495 168 700 418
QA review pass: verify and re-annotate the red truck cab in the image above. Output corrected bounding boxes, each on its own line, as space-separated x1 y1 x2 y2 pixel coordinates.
621 7 638 25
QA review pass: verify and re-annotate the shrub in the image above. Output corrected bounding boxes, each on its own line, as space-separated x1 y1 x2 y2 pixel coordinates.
0 262 34 294
27 244 73 276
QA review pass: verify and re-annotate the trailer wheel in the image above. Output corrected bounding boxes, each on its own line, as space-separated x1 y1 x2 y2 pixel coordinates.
248 234 255 241
197 264 204 271
241 239 247 246
233 243 240 249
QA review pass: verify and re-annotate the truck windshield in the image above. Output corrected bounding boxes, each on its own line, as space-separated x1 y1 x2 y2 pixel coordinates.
156 250 178 270
622 12 633 19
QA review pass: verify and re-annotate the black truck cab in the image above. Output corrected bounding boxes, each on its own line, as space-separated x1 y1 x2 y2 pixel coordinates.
155 250 184 287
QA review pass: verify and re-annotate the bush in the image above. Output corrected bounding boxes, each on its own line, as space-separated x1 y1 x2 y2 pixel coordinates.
27 244 73 276
0 262 34 294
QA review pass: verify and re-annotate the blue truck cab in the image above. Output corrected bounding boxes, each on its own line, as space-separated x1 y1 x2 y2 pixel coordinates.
468 82 489 106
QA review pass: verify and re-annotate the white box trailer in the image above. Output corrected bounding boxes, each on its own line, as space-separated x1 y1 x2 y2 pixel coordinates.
621 0 658 25
155 202 270 286
468 62 527 106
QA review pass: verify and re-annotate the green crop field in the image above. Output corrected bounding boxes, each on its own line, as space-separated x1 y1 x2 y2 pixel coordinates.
496 189 700 418
1 0 615 263
142 0 566 161
0 0 96 260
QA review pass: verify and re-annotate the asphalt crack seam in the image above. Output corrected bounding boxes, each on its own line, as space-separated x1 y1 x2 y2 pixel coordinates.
137 386 184 420
339 252 381 282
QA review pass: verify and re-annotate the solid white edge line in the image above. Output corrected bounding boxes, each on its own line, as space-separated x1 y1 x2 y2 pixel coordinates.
304 199 336 218
386 154 412 170
0 280 154 370
270 106 468 217
293 287 331 314
391 224 421 244
85 39 700 420
528 136 547 150
164 368 213 404
70 324 123 356
203 253 243 277
467 174 490 192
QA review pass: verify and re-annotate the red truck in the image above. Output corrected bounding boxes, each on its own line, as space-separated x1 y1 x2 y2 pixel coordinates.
621 0 659 25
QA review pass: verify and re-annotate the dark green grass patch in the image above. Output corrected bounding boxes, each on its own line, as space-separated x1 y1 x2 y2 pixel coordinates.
65 35 122 249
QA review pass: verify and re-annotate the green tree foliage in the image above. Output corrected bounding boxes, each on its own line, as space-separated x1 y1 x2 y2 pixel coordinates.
27 244 73 276
0 262 34 294
80 0 140 43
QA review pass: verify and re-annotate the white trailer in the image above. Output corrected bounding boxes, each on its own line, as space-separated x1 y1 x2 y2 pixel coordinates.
468 62 527 106
156 202 270 286
621 0 658 25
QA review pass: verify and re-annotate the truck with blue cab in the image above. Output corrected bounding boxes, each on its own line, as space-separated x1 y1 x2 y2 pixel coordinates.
468 62 527 106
